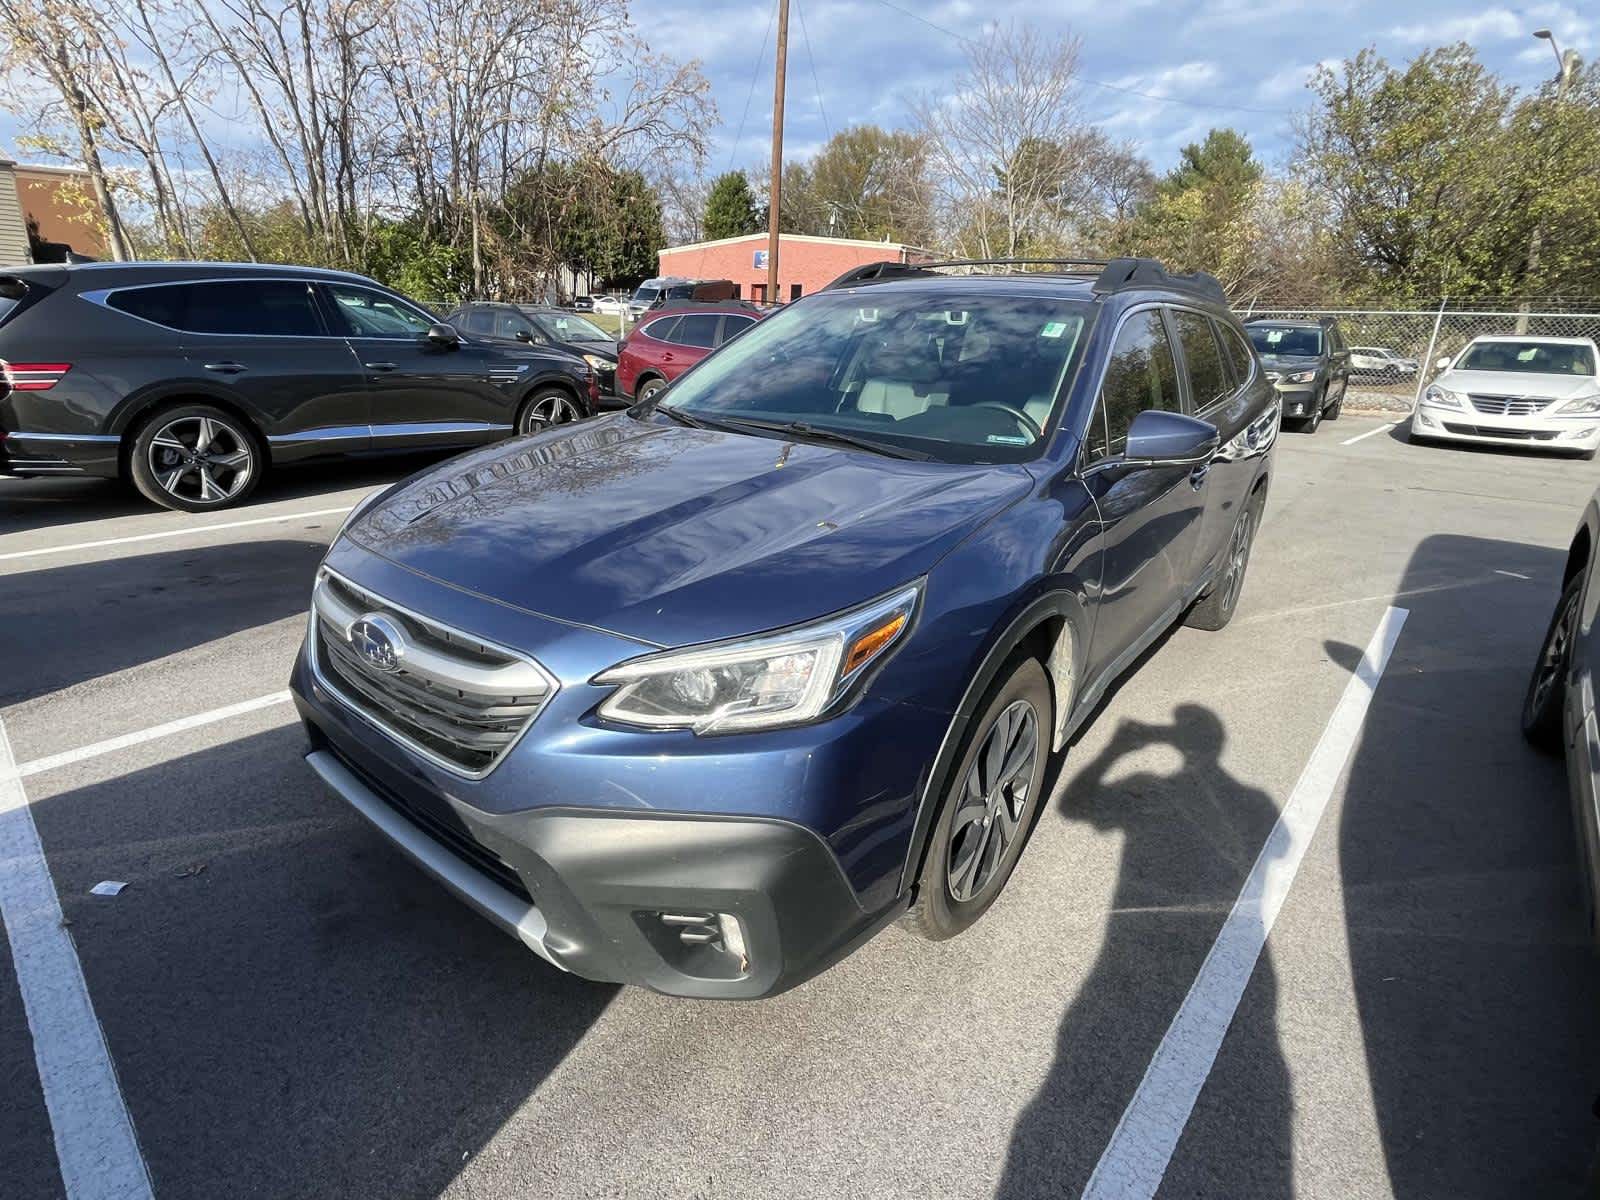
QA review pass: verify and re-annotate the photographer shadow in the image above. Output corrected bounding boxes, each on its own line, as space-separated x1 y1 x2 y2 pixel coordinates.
997 703 1291 1197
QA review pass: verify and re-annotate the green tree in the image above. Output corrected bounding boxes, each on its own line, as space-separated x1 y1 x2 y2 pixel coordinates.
807 125 934 245
702 170 761 239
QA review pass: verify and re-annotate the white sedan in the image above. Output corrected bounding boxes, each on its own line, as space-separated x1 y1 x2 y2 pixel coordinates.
1410 335 1600 458
590 294 628 316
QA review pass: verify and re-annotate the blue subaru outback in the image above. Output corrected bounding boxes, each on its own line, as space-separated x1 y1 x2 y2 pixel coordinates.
291 257 1279 998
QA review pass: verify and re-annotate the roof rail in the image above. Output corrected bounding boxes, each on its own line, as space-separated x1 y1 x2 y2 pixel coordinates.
820 261 937 290
1092 257 1227 305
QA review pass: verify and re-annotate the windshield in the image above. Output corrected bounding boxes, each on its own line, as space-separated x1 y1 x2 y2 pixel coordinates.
631 285 660 305
532 311 611 342
1456 341 1596 376
656 290 1092 464
1248 325 1323 357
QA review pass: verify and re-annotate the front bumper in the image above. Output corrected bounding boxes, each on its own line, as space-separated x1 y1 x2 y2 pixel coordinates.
296 703 900 999
1411 406 1600 452
1269 381 1321 419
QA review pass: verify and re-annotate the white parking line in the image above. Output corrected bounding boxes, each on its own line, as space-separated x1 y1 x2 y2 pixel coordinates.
1340 422 1398 446
6 691 294 782
0 504 355 564
0 714 155 1200
1081 605 1408 1200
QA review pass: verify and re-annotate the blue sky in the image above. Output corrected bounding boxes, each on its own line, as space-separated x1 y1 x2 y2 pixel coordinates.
650 0 1596 175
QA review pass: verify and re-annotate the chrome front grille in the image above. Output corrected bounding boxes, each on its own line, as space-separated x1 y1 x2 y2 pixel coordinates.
1469 394 1549 417
310 571 556 776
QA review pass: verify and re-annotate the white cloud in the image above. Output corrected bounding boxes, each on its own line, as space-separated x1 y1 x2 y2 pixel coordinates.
1387 10 1522 44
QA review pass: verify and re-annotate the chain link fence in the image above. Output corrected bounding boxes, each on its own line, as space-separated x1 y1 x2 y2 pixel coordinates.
1240 303 1600 413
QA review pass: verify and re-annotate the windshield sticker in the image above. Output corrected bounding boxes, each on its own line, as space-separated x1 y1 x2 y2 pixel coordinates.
1517 347 1539 362
1265 329 1285 344
986 434 1029 445
1040 321 1067 339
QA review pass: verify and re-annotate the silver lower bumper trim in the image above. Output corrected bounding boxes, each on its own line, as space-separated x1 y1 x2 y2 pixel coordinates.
304 748 561 968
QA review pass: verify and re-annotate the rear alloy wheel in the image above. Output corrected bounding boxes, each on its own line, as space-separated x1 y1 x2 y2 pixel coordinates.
1186 489 1262 631
1523 573 1583 754
518 387 584 435
130 405 259 512
636 377 667 404
905 657 1052 940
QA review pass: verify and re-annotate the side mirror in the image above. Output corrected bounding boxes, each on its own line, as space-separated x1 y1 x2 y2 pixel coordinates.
1124 409 1220 467
515 329 533 343
426 322 460 347
1435 355 1452 371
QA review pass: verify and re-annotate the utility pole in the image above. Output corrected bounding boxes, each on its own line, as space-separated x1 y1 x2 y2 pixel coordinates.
1520 29 1579 333
766 0 789 304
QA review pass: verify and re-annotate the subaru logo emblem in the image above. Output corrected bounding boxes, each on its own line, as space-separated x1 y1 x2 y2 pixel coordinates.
349 614 405 673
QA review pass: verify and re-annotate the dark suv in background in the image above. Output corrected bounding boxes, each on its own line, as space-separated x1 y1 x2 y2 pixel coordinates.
445 302 621 405
0 262 598 511
292 256 1279 999
1245 317 1350 432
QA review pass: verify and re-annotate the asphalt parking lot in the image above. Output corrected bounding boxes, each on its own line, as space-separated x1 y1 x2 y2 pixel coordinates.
3 415 1599 1200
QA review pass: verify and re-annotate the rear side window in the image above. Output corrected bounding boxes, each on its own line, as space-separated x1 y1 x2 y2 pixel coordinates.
719 315 757 345
1220 324 1254 382
640 316 680 343
1172 309 1231 410
673 314 720 348
1086 309 1181 463
108 281 323 336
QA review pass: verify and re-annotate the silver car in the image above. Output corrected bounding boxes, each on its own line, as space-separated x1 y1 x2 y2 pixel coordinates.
1523 487 1600 942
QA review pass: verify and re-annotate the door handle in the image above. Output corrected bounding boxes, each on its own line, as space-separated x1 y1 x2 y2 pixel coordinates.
364 362 397 372
202 361 247 375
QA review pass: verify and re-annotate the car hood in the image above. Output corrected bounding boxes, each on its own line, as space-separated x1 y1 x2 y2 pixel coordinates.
1436 369 1600 399
346 414 1033 647
1257 354 1322 371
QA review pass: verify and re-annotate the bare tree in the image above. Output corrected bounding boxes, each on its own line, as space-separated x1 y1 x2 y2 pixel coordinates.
914 23 1089 258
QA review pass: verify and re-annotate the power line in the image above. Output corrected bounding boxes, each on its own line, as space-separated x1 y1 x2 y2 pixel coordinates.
724 0 778 174
863 0 1292 118
795 0 833 145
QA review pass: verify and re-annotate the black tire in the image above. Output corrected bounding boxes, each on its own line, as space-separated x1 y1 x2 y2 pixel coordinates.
1325 380 1345 420
1301 391 1323 433
1186 487 1263 631
636 376 667 404
1523 573 1583 754
128 403 262 512
517 386 585 435
905 656 1052 941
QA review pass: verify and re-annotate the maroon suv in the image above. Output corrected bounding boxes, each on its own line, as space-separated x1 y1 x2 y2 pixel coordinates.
616 302 764 401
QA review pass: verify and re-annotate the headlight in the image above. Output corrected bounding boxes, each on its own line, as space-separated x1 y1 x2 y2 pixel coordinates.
594 583 922 733
1424 385 1463 409
1287 370 1317 384
1559 394 1600 414
582 354 612 372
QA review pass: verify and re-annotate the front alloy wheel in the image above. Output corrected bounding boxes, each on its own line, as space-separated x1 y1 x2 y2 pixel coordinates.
519 388 584 435
905 656 1053 940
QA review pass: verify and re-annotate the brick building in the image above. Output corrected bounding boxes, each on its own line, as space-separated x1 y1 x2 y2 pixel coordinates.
0 162 107 265
655 233 936 304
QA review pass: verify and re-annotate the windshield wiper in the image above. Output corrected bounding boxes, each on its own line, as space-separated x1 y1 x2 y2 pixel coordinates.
720 418 933 461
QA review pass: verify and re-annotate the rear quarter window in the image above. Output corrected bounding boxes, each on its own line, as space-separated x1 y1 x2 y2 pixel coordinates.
639 316 680 342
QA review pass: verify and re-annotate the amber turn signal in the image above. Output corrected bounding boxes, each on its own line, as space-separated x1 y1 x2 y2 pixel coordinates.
843 612 908 676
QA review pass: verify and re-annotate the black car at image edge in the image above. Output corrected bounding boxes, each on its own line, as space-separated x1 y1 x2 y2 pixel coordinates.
0 262 600 511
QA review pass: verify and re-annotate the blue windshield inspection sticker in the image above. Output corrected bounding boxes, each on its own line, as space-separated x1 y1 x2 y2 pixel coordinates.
986 434 1030 444
1040 321 1067 339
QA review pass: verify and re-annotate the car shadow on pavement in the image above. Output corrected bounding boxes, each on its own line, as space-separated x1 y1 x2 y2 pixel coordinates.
26 721 614 1198
995 702 1292 1198
0 538 328 707
1331 534 1600 1196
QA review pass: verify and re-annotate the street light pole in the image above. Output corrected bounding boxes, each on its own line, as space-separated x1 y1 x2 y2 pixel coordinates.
1520 29 1579 332
767 0 789 305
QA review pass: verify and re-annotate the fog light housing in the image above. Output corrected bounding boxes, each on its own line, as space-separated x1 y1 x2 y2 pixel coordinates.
1415 411 1436 428
644 910 751 978
1567 427 1596 440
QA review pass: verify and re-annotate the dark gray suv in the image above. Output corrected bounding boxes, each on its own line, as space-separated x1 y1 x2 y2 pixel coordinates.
0 262 598 510
1244 317 1351 433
